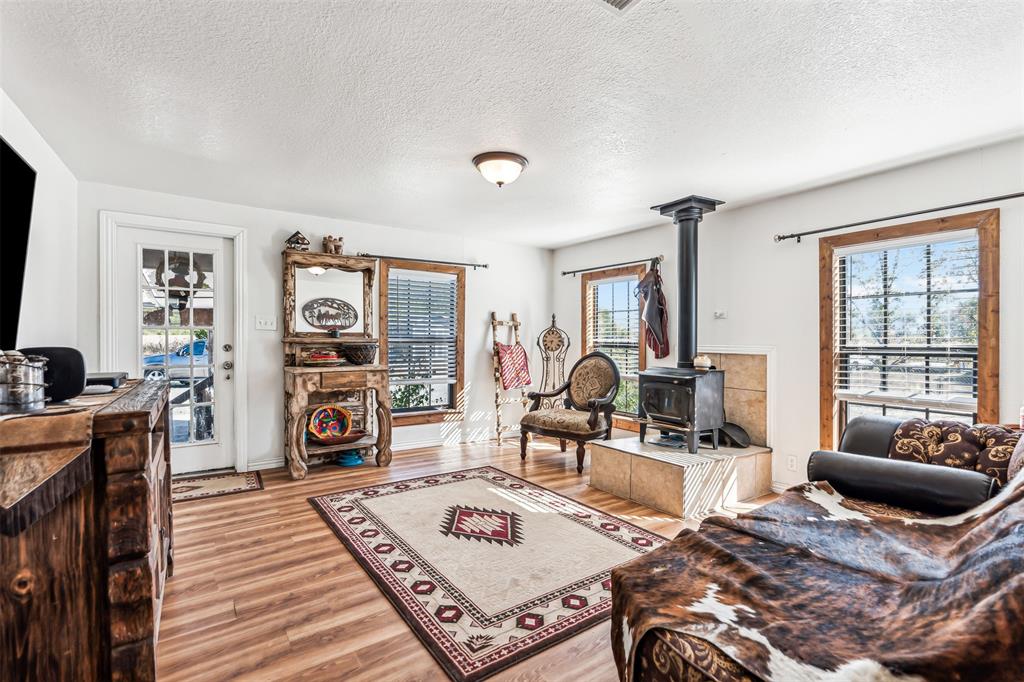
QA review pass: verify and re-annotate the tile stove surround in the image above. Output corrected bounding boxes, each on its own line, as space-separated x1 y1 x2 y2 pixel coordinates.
590 437 772 518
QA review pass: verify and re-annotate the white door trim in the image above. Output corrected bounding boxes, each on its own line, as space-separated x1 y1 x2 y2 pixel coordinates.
99 210 250 472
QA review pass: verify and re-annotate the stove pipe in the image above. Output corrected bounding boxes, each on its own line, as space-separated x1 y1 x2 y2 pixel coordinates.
650 195 724 368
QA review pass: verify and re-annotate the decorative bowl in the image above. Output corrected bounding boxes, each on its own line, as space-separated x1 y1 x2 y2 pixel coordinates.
312 428 368 446
342 342 378 366
307 404 353 443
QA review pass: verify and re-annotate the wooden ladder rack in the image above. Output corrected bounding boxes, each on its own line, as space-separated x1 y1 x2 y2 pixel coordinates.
491 312 530 445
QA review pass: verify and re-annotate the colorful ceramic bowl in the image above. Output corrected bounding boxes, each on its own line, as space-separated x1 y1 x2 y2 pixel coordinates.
307 404 353 443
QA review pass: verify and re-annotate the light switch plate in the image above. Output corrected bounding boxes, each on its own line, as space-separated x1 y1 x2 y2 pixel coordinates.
255 316 277 331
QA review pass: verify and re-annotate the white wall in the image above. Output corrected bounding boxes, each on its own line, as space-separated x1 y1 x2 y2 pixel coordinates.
553 138 1024 488
1 89 78 348
76 182 552 469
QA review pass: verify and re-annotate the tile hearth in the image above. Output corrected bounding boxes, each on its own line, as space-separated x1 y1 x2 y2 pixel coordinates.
590 437 772 518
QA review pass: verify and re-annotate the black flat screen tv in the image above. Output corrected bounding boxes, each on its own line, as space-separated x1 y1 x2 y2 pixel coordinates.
1 136 37 350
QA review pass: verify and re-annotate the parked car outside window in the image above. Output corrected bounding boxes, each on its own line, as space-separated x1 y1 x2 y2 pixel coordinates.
142 340 210 382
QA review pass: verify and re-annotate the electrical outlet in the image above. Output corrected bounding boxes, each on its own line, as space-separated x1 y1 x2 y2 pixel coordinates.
713 310 728 319
255 316 277 331
787 456 797 472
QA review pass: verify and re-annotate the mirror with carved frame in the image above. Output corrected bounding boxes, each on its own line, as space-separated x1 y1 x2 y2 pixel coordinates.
282 250 376 341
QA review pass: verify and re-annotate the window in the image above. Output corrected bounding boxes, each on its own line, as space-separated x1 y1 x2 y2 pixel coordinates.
581 264 646 415
380 260 465 425
819 210 999 448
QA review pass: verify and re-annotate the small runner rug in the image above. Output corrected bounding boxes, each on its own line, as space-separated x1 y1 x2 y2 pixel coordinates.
309 466 665 681
172 471 263 503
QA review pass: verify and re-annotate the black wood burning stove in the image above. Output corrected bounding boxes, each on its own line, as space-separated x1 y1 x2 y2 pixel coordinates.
638 367 724 449
638 195 726 453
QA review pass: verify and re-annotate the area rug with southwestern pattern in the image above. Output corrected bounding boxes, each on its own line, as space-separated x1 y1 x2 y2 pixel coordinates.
171 470 263 503
309 466 665 681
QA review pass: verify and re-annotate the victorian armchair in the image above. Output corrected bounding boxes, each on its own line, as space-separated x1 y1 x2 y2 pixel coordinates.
519 351 620 473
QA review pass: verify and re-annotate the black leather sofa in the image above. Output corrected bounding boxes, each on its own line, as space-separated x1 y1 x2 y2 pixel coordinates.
807 415 999 515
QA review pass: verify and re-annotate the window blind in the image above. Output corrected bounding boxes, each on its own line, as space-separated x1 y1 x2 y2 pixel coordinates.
587 277 640 376
387 269 458 386
833 230 979 413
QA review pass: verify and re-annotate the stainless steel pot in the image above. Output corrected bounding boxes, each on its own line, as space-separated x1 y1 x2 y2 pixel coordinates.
0 351 48 414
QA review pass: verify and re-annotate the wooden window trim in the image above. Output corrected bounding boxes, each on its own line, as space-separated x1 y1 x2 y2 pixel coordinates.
580 263 648 371
818 209 999 449
379 258 466 427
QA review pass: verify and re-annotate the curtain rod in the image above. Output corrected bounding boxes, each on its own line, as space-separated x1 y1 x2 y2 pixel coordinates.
773 191 1024 243
561 255 664 277
356 253 488 269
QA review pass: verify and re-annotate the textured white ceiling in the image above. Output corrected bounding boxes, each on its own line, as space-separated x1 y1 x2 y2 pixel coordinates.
2 1 1021 247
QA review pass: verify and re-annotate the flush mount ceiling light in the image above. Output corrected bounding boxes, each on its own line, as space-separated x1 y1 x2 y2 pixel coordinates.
472 152 528 188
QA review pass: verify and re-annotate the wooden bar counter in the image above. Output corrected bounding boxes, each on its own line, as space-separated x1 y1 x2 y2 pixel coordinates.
0 380 172 681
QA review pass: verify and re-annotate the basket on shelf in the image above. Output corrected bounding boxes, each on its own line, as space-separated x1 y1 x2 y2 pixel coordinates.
342 342 378 366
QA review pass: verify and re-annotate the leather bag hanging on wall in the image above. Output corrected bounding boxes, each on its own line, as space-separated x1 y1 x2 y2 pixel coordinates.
636 260 669 359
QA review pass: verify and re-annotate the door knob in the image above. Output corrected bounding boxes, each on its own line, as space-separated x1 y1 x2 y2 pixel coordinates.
222 361 234 370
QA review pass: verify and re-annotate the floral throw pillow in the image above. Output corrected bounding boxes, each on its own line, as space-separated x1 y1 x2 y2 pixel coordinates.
889 418 1021 485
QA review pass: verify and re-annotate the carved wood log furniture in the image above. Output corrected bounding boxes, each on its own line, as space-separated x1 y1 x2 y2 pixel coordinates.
282 250 392 479
1 380 172 681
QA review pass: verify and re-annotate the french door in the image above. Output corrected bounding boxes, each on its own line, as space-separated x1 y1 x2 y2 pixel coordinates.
112 225 236 474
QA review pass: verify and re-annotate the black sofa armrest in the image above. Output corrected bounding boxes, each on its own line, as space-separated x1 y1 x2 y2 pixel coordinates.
837 415 903 457
807 450 998 516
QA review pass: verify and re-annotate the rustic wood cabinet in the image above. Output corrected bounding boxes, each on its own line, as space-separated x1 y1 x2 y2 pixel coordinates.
281 249 392 479
1 380 172 681
284 366 392 478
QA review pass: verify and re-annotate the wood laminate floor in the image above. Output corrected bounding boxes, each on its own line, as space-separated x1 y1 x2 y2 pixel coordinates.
158 437 774 681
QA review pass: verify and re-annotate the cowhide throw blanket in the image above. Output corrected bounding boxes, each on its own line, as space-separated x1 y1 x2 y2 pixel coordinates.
611 477 1024 681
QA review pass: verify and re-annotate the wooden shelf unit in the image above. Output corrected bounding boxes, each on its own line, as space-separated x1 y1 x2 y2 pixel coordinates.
281 248 392 479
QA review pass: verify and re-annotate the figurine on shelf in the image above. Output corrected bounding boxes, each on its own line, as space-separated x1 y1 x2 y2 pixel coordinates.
285 231 311 251
323 235 344 255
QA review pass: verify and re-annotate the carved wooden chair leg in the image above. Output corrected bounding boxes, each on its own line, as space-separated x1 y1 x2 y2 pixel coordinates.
520 432 528 460
559 439 567 452
575 441 586 474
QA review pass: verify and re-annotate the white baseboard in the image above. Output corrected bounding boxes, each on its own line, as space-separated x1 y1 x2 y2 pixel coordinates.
393 437 445 452
771 480 791 494
246 457 284 472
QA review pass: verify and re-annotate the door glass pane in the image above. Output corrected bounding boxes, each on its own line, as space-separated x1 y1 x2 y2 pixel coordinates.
192 290 214 326
142 248 164 287
192 330 212 366
141 330 167 382
187 375 215 403
140 247 218 449
171 406 190 444
169 380 192 406
142 289 166 326
167 328 191 360
167 251 192 288
194 404 215 442
167 290 191 326
193 252 214 290
142 329 166 359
